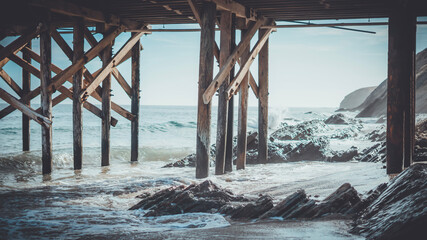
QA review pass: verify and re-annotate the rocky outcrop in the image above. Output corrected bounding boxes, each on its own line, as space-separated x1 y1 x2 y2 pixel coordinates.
324 113 359 125
352 163 427 240
354 48 427 117
338 87 376 110
270 120 328 140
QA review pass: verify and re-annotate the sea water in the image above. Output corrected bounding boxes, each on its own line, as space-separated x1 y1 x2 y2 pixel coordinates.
0 104 387 239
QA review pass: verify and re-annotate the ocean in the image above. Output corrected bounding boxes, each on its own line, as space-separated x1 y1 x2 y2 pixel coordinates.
0 104 388 239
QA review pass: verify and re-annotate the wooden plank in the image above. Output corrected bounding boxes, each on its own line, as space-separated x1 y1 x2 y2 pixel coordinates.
22 41 31 151
112 68 132 98
80 32 143 102
226 28 273 99
101 27 113 167
225 14 236 173
387 5 416 174
209 0 257 21
73 20 84 170
236 29 250 170
0 88 51 127
202 18 264 104
258 28 269 164
0 69 22 96
215 11 232 175
0 87 40 120
187 0 201 24
0 24 43 67
40 27 52 175
196 1 216 179
131 33 141 162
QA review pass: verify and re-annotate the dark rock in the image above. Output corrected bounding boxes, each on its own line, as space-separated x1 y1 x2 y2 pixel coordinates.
283 137 329 162
324 113 358 125
270 120 328 141
353 142 386 163
230 195 274 219
260 190 309 219
366 126 386 142
352 163 427 240
328 147 358 162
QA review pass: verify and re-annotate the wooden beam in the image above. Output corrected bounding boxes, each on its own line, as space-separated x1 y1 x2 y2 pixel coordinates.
187 0 201 24
226 28 273 99
73 20 84 170
387 4 416 174
0 24 43 67
209 0 257 21
258 28 269 164
30 0 144 30
225 14 236 173
112 68 132 98
236 29 250 170
0 88 51 127
131 33 141 162
22 41 31 151
40 26 52 175
0 69 22 96
202 18 264 104
101 27 113 167
196 1 216 179
79 32 143 102
215 11 232 175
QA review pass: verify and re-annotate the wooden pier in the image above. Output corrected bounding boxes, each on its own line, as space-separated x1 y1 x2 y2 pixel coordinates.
0 0 426 177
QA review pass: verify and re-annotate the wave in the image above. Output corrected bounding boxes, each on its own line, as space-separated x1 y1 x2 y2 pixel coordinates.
143 121 197 133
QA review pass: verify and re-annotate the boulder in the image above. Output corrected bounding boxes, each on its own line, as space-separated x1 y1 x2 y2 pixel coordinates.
270 120 328 140
324 113 358 125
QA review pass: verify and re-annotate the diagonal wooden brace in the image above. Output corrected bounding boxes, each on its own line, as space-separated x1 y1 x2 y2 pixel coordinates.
226 28 272 99
0 69 22 96
0 88 51 128
202 18 264 104
79 32 143 102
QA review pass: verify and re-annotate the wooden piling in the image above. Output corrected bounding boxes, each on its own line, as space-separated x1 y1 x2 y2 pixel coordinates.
258 28 269 164
131 33 140 162
236 29 250 170
387 4 416 174
73 20 84 170
40 25 52 175
225 14 236 173
215 11 232 175
101 28 113 167
22 41 31 151
196 1 216 178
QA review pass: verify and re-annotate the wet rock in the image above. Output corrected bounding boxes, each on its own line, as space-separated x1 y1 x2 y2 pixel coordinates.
259 190 309 219
353 142 386 163
270 120 328 141
328 147 358 162
229 195 274 220
366 125 386 142
129 180 250 216
324 113 358 125
283 137 329 162
352 163 427 240
376 116 386 123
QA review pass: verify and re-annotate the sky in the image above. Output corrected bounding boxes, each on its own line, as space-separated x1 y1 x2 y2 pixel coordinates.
1 18 427 108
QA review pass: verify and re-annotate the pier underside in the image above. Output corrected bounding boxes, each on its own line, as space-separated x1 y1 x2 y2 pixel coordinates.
0 0 426 177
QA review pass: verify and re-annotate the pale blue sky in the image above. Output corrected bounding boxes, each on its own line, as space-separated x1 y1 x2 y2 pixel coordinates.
1 18 427 108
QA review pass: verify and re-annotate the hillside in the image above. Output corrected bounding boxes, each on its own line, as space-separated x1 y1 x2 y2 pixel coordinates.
338 87 376 110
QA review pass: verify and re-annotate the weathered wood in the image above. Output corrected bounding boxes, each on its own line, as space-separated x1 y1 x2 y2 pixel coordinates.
0 87 40 120
258 28 269 164
226 28 273 99
80 32 143 102
0 24 42 67
215 11 232 175
209 0 257 21
225 14 236 173
196 1 216 179
0 88 51 127
0 69 22 96
40 27 52 175
101 27 113 167
387 4 416 174
236 29 250 170
112 68 132 98
22 41 31 151
202 18 264 104
73 20 84 170
131 33 141 162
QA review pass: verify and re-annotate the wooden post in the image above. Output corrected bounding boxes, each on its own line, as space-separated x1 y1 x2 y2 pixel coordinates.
22 41 31 151
196 1 216 178
73 20 84 170
236 29 250 170
131 33 140 162
101 27 113 167
387 4 416 174
225 14 236 173
258 28 269 164
215 11 232 175
40 25 52 175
